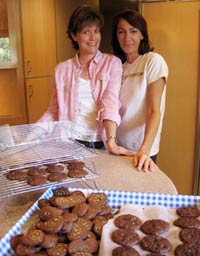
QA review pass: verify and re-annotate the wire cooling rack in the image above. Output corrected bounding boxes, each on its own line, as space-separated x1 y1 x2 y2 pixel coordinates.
0 121 98 173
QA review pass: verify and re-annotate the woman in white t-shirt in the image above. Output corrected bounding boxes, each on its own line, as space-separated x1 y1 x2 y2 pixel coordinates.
108 9 168 171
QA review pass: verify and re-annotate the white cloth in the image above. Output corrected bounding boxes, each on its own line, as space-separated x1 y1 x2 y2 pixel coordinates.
117 52 168 156
76 77 101 142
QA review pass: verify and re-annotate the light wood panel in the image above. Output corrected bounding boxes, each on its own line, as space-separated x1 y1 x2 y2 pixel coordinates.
26 76 52 123
141 1 200 194
21 0 56 78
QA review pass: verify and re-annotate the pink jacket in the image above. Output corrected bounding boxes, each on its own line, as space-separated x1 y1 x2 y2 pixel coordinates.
39 51 122 133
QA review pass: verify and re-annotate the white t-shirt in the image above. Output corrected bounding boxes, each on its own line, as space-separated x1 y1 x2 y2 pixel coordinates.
117 52 168 156
76 77 101 142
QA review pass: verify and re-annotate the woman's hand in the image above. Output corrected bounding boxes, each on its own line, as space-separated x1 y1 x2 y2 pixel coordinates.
133 152 156 172
106 139 133 156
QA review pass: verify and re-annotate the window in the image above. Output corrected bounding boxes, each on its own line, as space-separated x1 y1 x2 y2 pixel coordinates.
0 0 17 69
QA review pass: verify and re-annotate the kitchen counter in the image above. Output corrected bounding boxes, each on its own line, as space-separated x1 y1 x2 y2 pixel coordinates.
0 149 177 239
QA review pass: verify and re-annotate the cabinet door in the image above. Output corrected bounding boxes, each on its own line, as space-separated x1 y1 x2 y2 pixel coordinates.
141 1 200 194
21 0 56 78
26 77 52 123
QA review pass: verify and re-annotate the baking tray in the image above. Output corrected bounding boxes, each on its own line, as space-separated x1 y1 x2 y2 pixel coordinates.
0 187 200 256
0 121 98 173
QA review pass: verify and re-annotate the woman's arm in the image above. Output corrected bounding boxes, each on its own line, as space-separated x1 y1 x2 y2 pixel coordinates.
133 77 165 171
104 119 133 156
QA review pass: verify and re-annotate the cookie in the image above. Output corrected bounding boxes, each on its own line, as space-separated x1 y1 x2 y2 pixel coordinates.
67 218 93 241
6 170 28 181
179 227 200 243
173 217 200 228
174 242 200 256
38 205 63 221
53 187 70 197
140 219 169 235
39 216 64 233
84 203 102 220
46 242 67 256
68 168 88 178
50 194 86 209
62 212 78 222
16 243 40 255
38 199 50 208
10 234 23 250
21 229 45 246
27 167 46 176
72 202 89 217
40 233 58 249
27 174 47 186
114 214 142 229
87 193 107 206
67 161 85 170
47 172 68 182
112 246 140 256
68 231 98 254
93 216 108 236
176 206 200 218
46 164 65 173
111 228 140 247
140 235 172 253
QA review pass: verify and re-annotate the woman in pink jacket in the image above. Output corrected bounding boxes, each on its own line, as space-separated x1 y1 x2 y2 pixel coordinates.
39 5 130 154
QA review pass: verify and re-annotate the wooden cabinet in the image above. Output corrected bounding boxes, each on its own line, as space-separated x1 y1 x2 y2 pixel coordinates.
20 0 56 78
26 77 52 123
20 0 56 123
140 1 200 194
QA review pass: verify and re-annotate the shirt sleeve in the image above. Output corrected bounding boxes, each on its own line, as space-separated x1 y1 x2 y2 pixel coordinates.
97 56 122 126
146 53 169 85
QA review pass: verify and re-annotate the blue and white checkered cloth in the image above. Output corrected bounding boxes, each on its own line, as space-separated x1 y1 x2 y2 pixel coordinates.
0 187 200 256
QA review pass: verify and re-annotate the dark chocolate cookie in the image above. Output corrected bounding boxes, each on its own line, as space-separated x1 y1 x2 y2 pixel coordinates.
72 202 89 217
174 242 200 256
87 193 107 206
7 170 28 181
68 232 98 254
67 218 93 241
114 214 142 229
140 235 172 253
53 187 70 197
176 206 200 218
40 233 58 249
173 217 200 228
112 246 140 256
179 227 200 243
46 242 67 256
67 161 85 170
111 228 140 247
47 172 68 182
39 216 64 233
21 229 45 246
38 205 63 221
27 167 46 176
50 194 86 209
46 164 65 173
140 219 169 235
27 174 47 186
68 168 88 178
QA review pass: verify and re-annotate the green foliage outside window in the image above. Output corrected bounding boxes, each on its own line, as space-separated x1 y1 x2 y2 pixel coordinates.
0 37 11 62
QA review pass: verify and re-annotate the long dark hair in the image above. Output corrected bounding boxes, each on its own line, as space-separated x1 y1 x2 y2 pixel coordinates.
112 9 154 62
67 5 104 50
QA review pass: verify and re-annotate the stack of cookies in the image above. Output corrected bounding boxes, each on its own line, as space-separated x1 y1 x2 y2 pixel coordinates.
10 187 114 255
6 160 89 187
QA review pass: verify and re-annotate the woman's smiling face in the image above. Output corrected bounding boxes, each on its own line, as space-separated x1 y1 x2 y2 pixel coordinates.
117 18 143 57
72 23 101 57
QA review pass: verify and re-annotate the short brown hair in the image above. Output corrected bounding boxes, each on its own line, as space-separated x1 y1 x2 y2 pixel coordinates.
67 5 104 50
